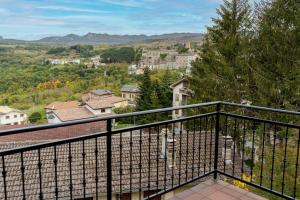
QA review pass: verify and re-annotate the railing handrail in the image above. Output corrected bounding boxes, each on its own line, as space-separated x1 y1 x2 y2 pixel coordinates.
1 101 300 137
0 101 220 137
0 112 217 156
0 101 299 200
221 101 300 116
220 112 300 129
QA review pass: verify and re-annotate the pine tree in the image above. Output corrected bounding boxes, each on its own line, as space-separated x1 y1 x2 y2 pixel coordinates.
157 70 173 108
253 0 300 108
190 0 253 103
136 67 153 111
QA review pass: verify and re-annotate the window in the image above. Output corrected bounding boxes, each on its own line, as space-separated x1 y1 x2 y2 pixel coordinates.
122 93 126 98
101 108 105 113
14 122 18 125
5 116 10 119
14 115 17 118
48 115 55 119
20 114 24 117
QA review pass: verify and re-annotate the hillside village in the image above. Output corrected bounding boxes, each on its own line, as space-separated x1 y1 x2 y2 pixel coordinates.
133 42 198 74
0 42 198 127
46 42 198 74
0 78 190 128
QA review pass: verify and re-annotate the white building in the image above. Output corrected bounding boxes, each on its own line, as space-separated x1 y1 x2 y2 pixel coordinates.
170 78 193 133
46 107 95 124
0 106 27 125
48 58 80 65
45 97 128 124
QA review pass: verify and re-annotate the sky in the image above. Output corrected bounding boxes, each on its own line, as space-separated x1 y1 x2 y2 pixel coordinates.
0 0 224 40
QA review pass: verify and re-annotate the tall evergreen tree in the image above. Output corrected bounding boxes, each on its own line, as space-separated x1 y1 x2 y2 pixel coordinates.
253 0 300 108
190 0 253 103
157 70 173 108
136 67 153 111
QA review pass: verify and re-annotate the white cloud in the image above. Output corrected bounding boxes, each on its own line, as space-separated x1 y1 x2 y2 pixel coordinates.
96 0 143 7
36 6 109 14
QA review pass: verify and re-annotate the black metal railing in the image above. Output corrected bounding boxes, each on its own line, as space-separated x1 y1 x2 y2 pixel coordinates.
0 101 299 200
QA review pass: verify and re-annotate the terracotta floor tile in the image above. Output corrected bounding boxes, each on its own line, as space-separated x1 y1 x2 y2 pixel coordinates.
176 189 195 199
210 182 225 190
208 191 237 200
185 193 205 200
221 187 244 198
168 197 181 200
225 184 248 194
190 183 209 192
197 185 217 196
170 180 267 200
203 179 216 186
217 180 230 187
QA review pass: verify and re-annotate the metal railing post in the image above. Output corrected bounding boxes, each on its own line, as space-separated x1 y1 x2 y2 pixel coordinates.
214 103 221 179
106 119 112 200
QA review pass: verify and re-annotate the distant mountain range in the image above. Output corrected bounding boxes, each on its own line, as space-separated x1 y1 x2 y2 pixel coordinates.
0 33 203 45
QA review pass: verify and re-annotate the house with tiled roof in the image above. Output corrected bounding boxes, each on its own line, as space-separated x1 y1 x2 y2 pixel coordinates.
121 85 140 105
0 106 27 125
48 107 96 123
82 89 112 102
85 96 128 116
45 101 86 124
45 101 80 112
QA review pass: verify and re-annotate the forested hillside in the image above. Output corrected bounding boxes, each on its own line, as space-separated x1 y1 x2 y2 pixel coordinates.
0 44 182 121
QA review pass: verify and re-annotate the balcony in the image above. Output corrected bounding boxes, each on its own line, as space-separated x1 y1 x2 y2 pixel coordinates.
0 102 299 200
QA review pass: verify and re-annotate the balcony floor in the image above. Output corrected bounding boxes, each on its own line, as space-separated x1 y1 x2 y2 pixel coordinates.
169 179 267 200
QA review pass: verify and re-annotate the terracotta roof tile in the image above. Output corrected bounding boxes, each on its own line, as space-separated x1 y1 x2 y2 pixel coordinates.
52 107 95 122
86 96 127 110
45 101 80 110
0 121 106 142
0 130 245 199
121 85 140 93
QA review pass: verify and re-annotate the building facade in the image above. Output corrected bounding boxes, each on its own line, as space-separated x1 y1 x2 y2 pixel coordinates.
0 106 27 125
82 89 112 103
121 85 140 105
170 78 193 132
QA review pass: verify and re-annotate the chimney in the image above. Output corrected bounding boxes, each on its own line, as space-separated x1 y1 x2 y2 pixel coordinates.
222 135 233 165
161 128 177 168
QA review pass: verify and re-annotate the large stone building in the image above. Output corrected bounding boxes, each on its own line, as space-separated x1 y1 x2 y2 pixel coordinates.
121 85 140 105
82 89 112 102
175 53 198 73
0 106 27 125
137 47 198 74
